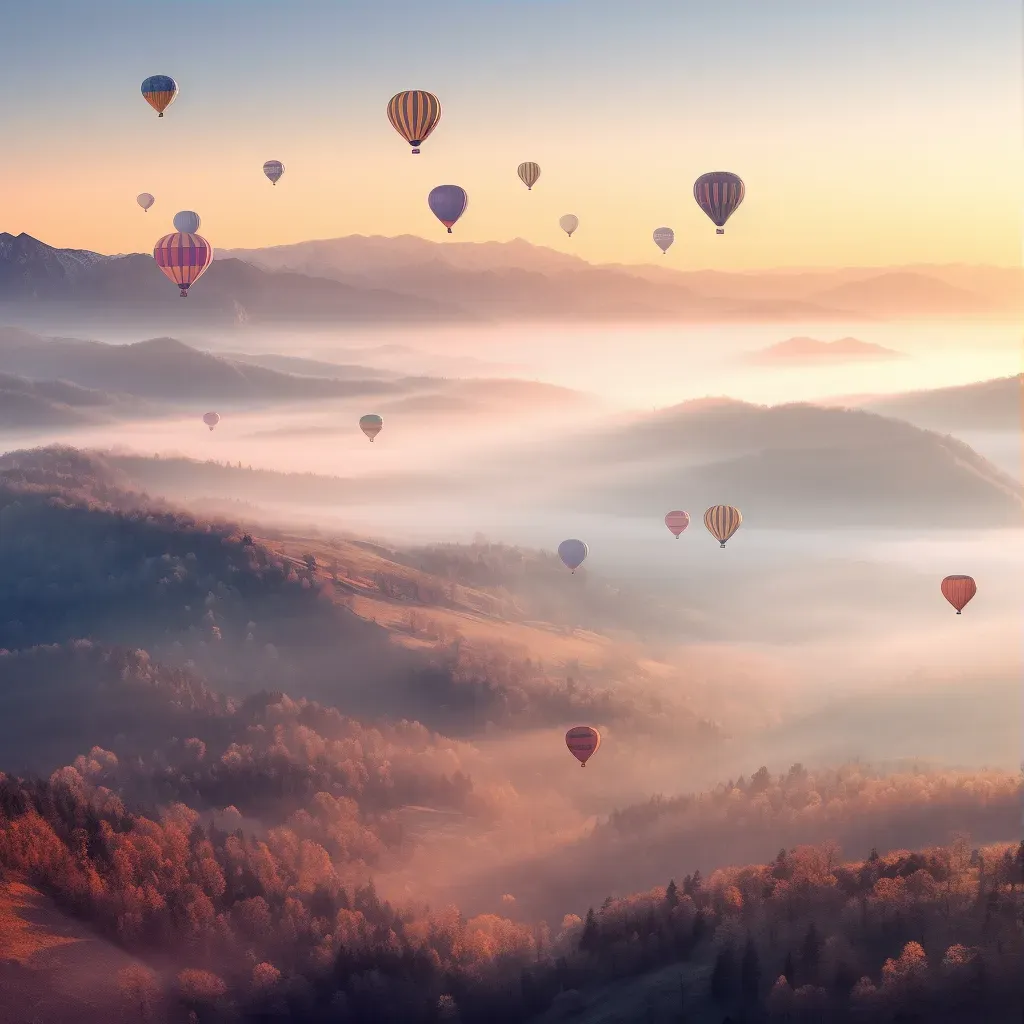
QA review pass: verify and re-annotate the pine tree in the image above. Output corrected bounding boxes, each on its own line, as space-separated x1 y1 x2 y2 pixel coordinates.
579 908 599 953
710 946 735 1003
801 923 822 982
740 938 760 1003
783 949 796 987
665 879 680 910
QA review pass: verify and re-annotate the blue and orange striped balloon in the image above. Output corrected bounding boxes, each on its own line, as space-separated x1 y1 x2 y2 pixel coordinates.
387 91 442 154
153 232 213 297
141 75 178 118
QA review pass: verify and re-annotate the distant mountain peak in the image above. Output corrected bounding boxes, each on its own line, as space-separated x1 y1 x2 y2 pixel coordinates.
745 336 905 365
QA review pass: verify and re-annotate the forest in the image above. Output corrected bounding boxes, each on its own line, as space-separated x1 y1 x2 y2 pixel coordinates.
0 446 1020 1022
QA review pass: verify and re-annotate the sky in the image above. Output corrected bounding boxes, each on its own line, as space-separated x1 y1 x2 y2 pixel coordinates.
0 0 1020 269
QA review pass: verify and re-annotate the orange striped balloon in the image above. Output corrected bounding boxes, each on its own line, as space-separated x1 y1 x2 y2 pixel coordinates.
152 232 213 297
387 91 442 154
565 726 601 767
517 162 541 190
704 505 742 548
665 510 690 539
941 575 976 614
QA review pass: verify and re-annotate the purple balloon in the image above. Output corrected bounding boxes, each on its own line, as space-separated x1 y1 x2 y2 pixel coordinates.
428 185 468 233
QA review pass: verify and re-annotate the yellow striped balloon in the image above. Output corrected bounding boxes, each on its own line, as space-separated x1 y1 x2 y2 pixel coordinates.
387 91 442 154
704 505 743 548
517 162 541 190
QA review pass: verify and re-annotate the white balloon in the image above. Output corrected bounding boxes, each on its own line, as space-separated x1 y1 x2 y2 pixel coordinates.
173 210 201 233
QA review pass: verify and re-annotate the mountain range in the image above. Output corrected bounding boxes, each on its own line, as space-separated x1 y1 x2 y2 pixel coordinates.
744 336 905 365
856 374 1022 432
0 230 1018 328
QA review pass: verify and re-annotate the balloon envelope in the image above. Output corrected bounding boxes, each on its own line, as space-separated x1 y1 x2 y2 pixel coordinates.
137 193 155 212
428 185 468 233
263 160 285 184
173 210 201 233
941 575 976 614
559 214 579 238
665 510 690 538
387 91 442 154
653 227 675 253
704 505 742 547
518 162 541 190
694 172 745 233
153 232 213 297
557 538 588 572
141 75 178 117
203 412 220 430
360 414 383 441
565 726 601 767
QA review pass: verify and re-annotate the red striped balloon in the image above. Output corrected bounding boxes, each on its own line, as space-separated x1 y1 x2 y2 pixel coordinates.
565 726 601 767
665 510 690 538
153 232 213 297
941 575 976 614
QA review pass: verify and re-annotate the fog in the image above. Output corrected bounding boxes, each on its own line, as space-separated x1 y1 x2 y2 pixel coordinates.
2 316 1020 927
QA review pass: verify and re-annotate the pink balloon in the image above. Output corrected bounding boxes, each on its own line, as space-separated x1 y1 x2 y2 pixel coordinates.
665 510 690 538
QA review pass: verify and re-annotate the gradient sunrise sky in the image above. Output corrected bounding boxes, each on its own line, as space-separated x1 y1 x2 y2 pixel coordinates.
0 0 1019 269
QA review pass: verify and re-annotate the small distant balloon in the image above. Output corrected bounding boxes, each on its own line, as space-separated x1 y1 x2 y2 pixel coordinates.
518 162 541 190
137 193 155 213
565 726 601 768
428 185 468 234
653 227 675 254
203 412 220 431
557 538 588 573
941 575 976 614
263 160 285 185
704 505 742 548
153 230 213 298
141 75 178 117
360 414 383 442
173 210 201 234
694 172 745 234
559 214 579 238
665 510 690 538
387 91 442 154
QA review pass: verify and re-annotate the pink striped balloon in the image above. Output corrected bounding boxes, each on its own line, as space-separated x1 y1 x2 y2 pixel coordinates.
664 510 690 539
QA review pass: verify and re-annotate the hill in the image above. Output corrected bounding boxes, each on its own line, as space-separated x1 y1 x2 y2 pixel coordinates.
0 371 146 430
222 349 404 381
744 336 906 365
857 374 1022 432
0 329 406 404
546 400 1024 527
0 231 461 328
224 235 1021 320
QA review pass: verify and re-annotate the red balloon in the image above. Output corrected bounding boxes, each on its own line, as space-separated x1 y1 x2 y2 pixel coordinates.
941 575 976 614
665 510 690 539
565 726 601 767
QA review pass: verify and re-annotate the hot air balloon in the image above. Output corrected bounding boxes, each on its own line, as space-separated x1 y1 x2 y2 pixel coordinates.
565 726 601 768
359 414 383 442
559 214 579 238
203 412 220 431
694 172 745 234
557 539 588 574
387 91 442 154
653 227 675 254
153 230 213 298
518 162 541 190
172 210 201 234
941 575 976 614
141 75 178 117
137 193 155 213
704 505 742 548
263 160 285 185
428 185 468 234
665 510 690 539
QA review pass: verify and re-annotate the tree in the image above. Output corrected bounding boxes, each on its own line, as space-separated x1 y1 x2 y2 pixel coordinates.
783 950 796 987
801 923 822 982
710 945 736 1003
740 937 760 1003
579 908 599 953
665 879 680 910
